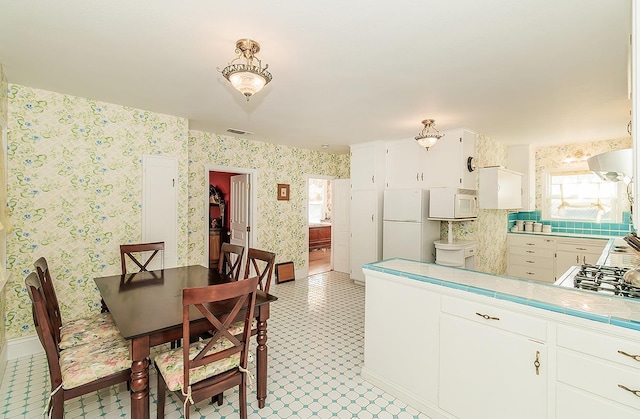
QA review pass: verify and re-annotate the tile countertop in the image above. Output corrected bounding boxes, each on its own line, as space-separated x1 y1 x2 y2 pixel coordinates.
363 258 640 332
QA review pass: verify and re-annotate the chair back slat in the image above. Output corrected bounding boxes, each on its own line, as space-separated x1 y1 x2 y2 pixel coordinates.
181 276 258 393
25 272 64 388
33 257 63 344
244 248 276 292
218 243 245 280
120 241 165 274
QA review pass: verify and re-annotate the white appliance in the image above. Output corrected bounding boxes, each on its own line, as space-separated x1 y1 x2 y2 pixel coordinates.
383 189 441 262
429 187 478 219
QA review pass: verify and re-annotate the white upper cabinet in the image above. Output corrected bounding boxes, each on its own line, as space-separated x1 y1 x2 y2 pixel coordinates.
385 138 430 189
507 144 536 211
478 166 523 209
422 128 477 189
350 142 385 190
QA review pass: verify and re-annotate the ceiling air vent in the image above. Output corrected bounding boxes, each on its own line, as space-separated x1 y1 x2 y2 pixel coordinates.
227 128 253 135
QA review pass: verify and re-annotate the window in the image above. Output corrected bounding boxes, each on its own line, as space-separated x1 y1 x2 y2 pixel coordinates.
543 170 623 222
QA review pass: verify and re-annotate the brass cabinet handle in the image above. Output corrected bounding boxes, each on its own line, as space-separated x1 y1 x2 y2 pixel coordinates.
475 312 500 321
618 384 640 398
618 350 640 362
525 250 535 253
534 351 541 375
416 173 419 181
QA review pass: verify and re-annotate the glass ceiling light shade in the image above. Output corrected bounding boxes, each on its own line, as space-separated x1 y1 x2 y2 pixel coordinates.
415 119 444 150
221 39 273 101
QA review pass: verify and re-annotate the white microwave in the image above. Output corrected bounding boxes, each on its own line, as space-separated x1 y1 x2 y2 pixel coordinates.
429 188 478 219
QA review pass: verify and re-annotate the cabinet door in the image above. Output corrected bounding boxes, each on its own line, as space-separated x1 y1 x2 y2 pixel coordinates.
364 276 440 405
350 189 379 282
439 313 547 419
555 239 606 278
351 144 377 190
385 139 425 189
556 250 580 277
423 128 476 189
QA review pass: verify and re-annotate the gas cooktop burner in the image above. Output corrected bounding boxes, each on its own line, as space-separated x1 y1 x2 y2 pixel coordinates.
573 264 640 298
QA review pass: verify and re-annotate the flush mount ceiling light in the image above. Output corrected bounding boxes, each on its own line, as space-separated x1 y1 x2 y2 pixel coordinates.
415 119 444 150
220 39 273 101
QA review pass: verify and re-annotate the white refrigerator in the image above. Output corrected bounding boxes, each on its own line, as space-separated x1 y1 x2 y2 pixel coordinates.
383 189 440 262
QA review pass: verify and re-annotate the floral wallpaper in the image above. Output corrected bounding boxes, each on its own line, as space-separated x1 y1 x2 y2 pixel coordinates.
443 133 510 275
0 64 7 351
4 84 349 340
5 85 189 340
187 131 349 269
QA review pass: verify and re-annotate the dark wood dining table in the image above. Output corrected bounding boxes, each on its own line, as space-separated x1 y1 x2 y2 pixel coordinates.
94 264 277 419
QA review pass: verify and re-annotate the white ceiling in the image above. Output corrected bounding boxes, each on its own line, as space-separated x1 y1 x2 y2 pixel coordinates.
0 0 632 155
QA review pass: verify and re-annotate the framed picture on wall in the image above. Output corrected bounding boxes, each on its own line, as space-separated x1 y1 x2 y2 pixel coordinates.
277 184 290 201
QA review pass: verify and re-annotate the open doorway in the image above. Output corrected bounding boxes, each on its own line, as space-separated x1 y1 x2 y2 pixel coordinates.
204 165 257 268
308 177 333 275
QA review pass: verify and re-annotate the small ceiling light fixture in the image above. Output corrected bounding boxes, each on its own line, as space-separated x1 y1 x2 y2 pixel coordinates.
220 39 273 101
415 119 444 150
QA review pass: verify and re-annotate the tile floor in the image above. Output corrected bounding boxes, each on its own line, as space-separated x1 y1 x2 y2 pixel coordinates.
0 271 431 418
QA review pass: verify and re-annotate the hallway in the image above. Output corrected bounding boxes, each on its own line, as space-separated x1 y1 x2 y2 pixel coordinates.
308 247 331 276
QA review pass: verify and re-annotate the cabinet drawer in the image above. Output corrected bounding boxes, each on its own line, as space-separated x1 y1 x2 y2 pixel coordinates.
464 245 477 258
556 383 640 419
507 264 555 283
509 253 554 267
441 296 547 341
509 246 555 259
508 234 555 249
557 325 640 371
556 242 605 254
557 349 640 410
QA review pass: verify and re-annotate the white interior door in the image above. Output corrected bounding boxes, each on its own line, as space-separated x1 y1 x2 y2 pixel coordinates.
230 174 250 248
332 179 350 273
142 155 178 269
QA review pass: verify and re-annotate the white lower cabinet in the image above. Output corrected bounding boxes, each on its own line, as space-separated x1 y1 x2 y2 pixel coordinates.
363 275 440 407
439 297 547 419
362 268 640 419
507 234 556 283
555 325 640 418
554 237 606 279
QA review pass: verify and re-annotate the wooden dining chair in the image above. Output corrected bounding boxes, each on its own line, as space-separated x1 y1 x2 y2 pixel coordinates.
34 257 121 350
244 248 276 292
25 272 132 419
218 243 245 280
154 276 259 419
120 241 165 274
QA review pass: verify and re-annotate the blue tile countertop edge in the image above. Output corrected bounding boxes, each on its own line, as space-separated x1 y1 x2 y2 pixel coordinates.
363 258 640 332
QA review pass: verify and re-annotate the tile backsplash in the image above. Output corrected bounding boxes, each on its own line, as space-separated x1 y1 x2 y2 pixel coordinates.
508 211 632 237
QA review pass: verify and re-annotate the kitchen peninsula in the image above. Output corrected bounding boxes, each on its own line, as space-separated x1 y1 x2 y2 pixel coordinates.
362 254 640 419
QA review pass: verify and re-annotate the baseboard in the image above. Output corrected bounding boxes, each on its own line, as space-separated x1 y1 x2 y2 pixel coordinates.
7 335 43 360
361 367 452 419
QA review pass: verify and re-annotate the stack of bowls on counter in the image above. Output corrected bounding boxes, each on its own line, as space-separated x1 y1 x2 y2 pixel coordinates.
511 219 552 233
